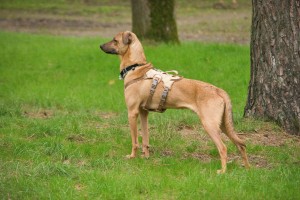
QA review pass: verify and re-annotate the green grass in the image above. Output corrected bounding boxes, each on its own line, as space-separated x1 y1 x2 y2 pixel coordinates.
1 32 300 199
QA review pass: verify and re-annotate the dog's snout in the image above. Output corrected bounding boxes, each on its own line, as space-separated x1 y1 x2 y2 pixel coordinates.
100 44 109 53
100 44 104 51
100 43 118 55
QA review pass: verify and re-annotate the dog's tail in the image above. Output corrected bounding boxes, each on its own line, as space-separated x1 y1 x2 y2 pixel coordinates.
218 90 250 168
219 89 250 168
218 90 246 148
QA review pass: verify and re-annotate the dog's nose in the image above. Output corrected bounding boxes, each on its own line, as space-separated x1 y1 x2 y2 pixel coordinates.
100 44 104 50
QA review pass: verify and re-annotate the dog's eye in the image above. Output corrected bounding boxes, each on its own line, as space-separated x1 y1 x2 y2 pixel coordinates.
113 39 118 45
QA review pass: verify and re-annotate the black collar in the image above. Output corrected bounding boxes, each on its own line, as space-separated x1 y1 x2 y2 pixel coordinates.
119 63 145 79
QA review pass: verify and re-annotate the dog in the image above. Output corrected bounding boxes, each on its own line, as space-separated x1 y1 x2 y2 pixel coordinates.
100 31 250 173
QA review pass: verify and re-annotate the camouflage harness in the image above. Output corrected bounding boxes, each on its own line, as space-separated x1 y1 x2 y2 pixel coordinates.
123 66 182 113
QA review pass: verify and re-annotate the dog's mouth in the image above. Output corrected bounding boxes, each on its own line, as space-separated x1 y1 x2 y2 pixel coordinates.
100 44 118 55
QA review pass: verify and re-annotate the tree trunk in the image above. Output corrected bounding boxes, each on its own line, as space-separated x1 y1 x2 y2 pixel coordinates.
244 0 300 135
131 0 179 43
131 0 150 39
147 0 179 43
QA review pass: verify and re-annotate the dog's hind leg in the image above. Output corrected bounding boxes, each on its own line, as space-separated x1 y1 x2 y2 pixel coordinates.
238 144 250 169
139 108 150 158
203 121 227 174
221 124 250 169
195 100 227 173
218 90 251 169
127 109 140 159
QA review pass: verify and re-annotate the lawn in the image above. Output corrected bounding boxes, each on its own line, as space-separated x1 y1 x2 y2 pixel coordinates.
0 32 300 199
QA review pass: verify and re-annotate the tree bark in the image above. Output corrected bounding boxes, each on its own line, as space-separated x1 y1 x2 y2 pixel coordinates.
147 0 179 43
244 0 300 135
131 0 150 39
131 0 179 43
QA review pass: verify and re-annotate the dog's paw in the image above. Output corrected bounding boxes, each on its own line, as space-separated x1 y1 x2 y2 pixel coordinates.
217 169 226 174
141 154 149 159
125 154 136 159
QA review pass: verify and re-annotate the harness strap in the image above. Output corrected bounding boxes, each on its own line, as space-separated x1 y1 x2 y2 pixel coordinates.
142 77 160 111
157 87 170 112
142 79 171 113
124 64 153 89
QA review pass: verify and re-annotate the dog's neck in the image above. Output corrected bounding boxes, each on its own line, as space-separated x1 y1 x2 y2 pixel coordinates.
119 41 146 72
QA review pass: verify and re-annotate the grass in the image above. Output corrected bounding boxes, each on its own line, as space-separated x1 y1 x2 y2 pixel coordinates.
0 31 300 199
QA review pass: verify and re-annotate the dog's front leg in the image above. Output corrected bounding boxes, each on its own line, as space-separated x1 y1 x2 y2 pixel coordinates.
139 108 149 158
126 110 139 159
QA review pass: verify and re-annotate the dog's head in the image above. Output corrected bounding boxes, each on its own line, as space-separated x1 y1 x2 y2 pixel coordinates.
100 31 146 68
100 31 135 55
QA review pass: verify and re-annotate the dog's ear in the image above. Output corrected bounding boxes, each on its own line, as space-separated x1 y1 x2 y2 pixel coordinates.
122 31 132 45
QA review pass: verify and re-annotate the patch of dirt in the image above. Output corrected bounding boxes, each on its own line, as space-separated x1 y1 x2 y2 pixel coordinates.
161 149 174 157
182 151 272 169
74 183 86 191
77 160 87 167
97 111 118 119
0 3 251 43
182 152 212 163
66 134 86 143
23 109 54 119
63 158 87 168
85 111 122 130
239 131 300 147
178 124 208 141
177 123 300 147
248 154 271 169
176 124 300 168
0 16 131 38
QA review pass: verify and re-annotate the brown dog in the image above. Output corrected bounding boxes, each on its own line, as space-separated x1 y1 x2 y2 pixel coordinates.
100 31 250 173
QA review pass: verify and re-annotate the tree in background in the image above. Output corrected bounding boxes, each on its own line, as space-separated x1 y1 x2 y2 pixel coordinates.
131 0 150 40
131 0 179 43
244 0 300 135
